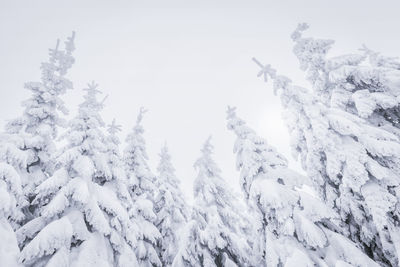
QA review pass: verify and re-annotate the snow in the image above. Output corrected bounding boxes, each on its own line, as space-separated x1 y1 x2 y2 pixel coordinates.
20 217 73 264
254 23 400 266
175 137 255 266
123 108 162 266
0 218 21 267
154 144 189 266
1 22 398 267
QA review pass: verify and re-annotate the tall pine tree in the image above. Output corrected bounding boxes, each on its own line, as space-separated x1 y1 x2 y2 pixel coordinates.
253 23 400 266
173 137 254 267
154 144 189 266
123 108 162 266
0 32 76 266
18 83 138 266
6 32 76 208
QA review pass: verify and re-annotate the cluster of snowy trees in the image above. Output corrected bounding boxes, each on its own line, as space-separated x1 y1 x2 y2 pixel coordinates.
1 24 399 266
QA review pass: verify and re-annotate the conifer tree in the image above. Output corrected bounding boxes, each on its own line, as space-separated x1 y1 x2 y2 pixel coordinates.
227 106 379 267
105 119 136 226
0 32 76 266
253 23 400 266
154 144 189 266
6 32 76 208
173 137 254 267
123 108 162 266
17 83 138 267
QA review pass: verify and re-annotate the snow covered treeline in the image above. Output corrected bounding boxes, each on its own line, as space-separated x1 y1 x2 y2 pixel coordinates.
1 24 399 267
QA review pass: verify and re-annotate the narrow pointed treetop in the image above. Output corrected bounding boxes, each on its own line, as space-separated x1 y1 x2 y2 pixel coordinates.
123 108 162 266
124 107 154 193
7 31 76 137
157 143 179 188
174 137 255 267
155 143 189 266
107 119 122 136
193 136 222 186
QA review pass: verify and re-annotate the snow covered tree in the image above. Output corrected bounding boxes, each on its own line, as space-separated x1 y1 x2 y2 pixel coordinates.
173 137 254 267
154 144 189 266
4 32 76 210
227 106 379 267
105 119 136 224
123 108 162 267
0 32 76 266
253 23 400 266
17 82 138 267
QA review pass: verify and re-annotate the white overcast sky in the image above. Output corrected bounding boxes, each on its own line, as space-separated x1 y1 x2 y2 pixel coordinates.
1 0 400 198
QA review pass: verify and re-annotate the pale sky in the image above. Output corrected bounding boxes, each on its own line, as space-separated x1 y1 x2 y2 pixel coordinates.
1 0 400 199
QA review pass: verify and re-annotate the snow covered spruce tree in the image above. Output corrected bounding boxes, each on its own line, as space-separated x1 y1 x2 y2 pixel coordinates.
17 82 138 266
105 119 137 226
0 32 76 266
154 144 189 266
4 33 76 214
173 137 254 267
123 108 162 267
227 106 379 267
253 23 400 266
